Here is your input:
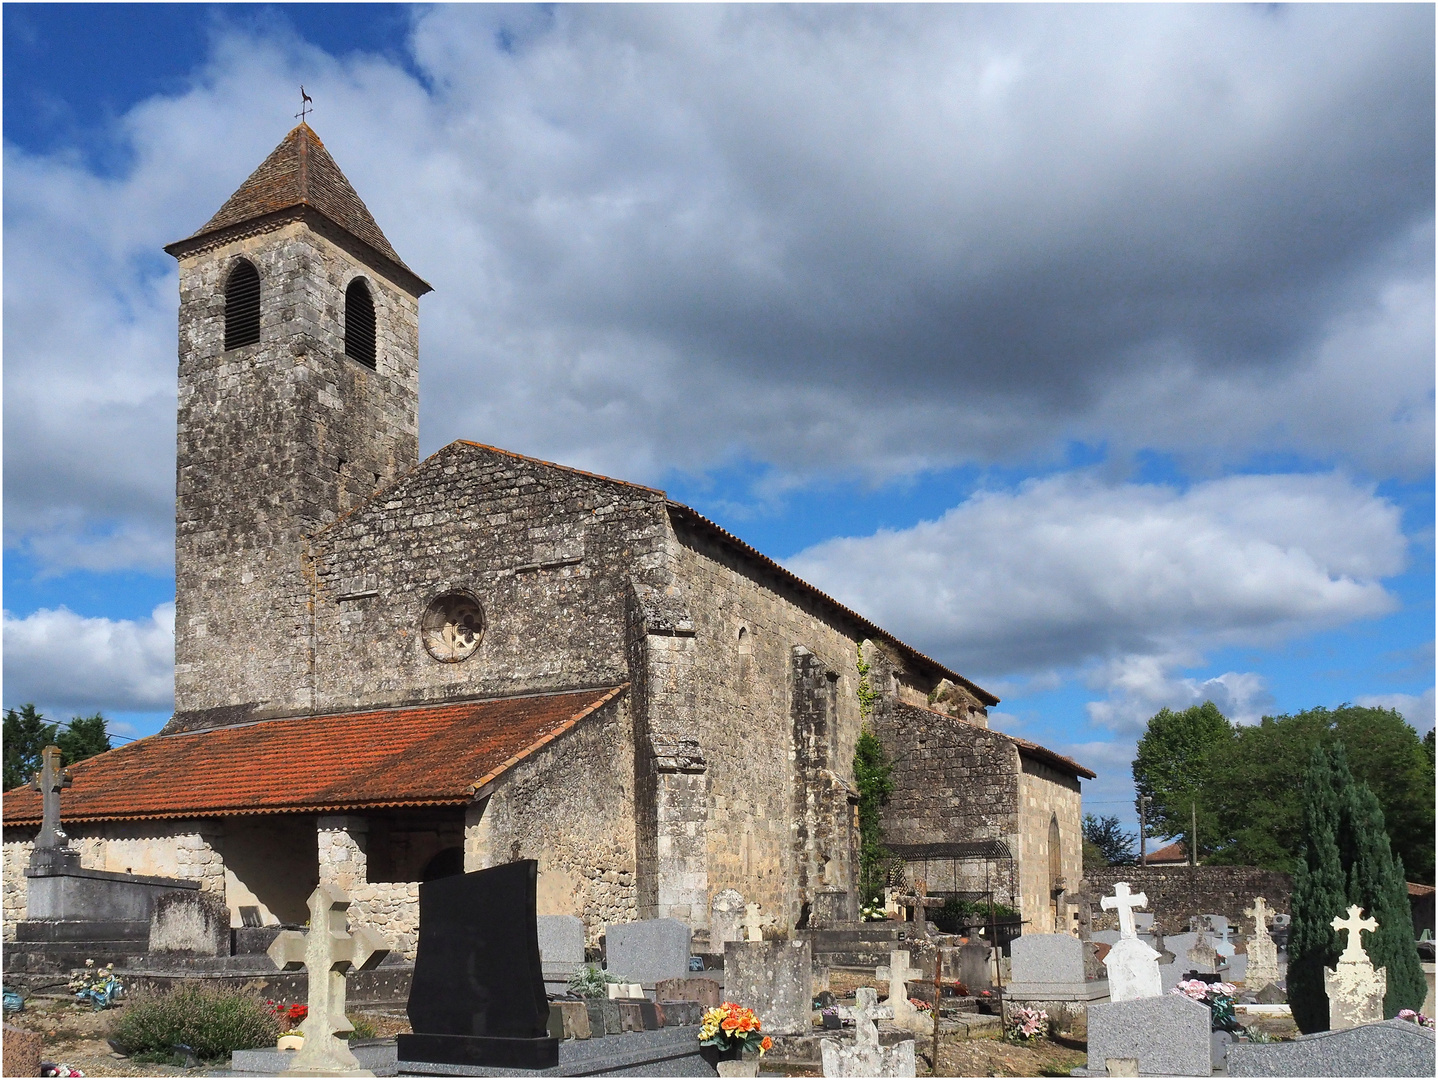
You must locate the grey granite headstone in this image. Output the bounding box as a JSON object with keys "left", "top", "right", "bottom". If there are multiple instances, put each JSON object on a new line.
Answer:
{"left": 1086, "top": 994, "right": 1211, "bottom": 1077}
{"left": 1008, "top": 933, "right": 1107, "bottom": 1000}
{"left": 537, "top": 915, "right": 585, "bottom": 993}
{"left": 1228, "top": 1018, "right": 1436, "bottom": 1077}
{"left": 605, "top": 919, "right": 692, "bottom": 986}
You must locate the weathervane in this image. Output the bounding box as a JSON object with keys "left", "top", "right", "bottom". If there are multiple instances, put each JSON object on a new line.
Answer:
{"left": 296, "top": 85, "right": 313, "bottom": 124}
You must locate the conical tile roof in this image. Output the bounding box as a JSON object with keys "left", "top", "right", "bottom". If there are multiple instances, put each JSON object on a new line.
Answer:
{"left": 171, "top": 124, "right": 425, "bottom": 285}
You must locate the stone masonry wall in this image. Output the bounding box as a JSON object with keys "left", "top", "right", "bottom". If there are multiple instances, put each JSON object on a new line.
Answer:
{"left": 308, "top": 443, "right": 671, "bottom": 713}
{"left": 464, "top": 697, "right": 637, "bottom": 945}
{"left": 172, "top": 222, "right": 421, "bottom": 730}
{"left": 1016, "top": 756, "right": 1083, "bottom": 933}
{"left": 664, "top": 516, "right": 890, "bottom": 932}
{"left": 317, "top": 815, "right": 421, "bottom": 960}
{"left": 2, "top": 829, "right": 36, "bottom": 939}
{"left": 1086, "top": 864, "right": 1293, "bottom": 936}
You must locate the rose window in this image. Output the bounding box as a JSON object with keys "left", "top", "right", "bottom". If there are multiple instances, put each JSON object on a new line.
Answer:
{"left": 421, "top": 592, "right": 484, "bottom": 662}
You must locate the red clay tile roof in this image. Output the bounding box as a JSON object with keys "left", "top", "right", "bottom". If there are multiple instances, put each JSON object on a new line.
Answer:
{"left": 1144, "top": 841, "right": 1189, "bottom": 863}
{"left": 165, "top": 124, "right": 428, "bottom": 291}
{"left": 1408, "top": 882, "right": 1436, "bottom": 897}
{"left": 2, "top": 687, "right": 625, "bottom": 825}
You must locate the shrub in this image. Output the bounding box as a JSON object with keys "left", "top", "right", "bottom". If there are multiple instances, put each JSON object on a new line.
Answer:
{"left": 110, "top": 984, "right": 280, "bottom": 1061}
{"left": 567, "top": 964, "right": 622, "bottom": 999}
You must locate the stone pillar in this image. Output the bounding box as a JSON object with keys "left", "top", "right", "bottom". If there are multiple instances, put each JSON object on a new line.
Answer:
{"left": 317, "top": 816, "right": 368, "bottom": 893}
{"left": 176, "top": 821, "right": 227, "bottom": 897}
{"left": 652, "top": 740, "right": 709, "bottom": 925}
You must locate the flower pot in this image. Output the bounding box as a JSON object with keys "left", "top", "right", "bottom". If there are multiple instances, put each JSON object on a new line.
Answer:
{"left": 277, "top": 1034, "right": 304, "bottom": 1051}
{"left": 698, "top": 1042, "right": 742, "bottom": 1069}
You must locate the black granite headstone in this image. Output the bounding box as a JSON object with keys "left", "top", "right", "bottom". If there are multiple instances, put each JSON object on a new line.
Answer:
{"left": 396, "top": 860, "right": 560, "bottom": 1069}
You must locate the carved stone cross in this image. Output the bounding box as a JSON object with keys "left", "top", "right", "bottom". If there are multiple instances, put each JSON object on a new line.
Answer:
{"left": 1331, "top": 904, "right": 1378, "bottom": 965}
{"left": 877, "top": 948, "right": 926, "bottom": 1032}
{"left": 1101, "top": 882, "right": 1149, "bottom": 939}
{"left": 1067, "top": 879, "right": 1098, "bottom": 940}
{"left": 744, "top": 902, "right": 764, "bottom": 942}
{"left": 852, "top": 986, "right": 880, "bottom": 1051}
{"left": 30, "top": 745, "right": 72, "bottom": 850}
{"left": 894, "top": 879, "right": 943, "bottom": 939}
{"left": 1243, "top": 896, "right": 1280, "bottom": 989}
{"left": 269, "top": 884, "right": 390, "bottom": 1073}
{"left": 1244, "top": 897, "right": 1272, "bottom": 932}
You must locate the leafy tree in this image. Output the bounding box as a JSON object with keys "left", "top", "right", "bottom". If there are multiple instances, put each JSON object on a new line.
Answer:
{"left": 1288, "top": 744, "right": 1426, "bottom": 1033}
{"left": 1131, "top": 701, "right": 1233, "bottom": 855}
{"left": 1424, "top": 727, "right": 1434, "bottom": 769}
{"left": 1203, "top": 705, "right": 1434, "bottom": 881}
{"left": 2, "top": 706, "right": 112, "bottom": 791}
{"left": 57, "top": 713, "right": 111, "bottom": 765}
{"left": 1082, "top": 813, "right": 1136, "bottom": 868}
{"left": 3, "top": 704, "right": 58, "bottom": 791}
{"left": 854, "top": 727, "right": 894, "bottom": 903}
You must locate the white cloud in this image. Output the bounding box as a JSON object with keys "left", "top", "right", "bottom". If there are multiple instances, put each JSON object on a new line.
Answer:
{"left": 1355, "top": 687, "right": 1436, "bottom": 734}
{"left": 787, "top": 471, "right": 1405, "bottom": 731}
{"left": 3, "top": 5, "right": 1432, "bottom": 572}
{"left": 2, "top": 604, "right": 175, "bottom": 714}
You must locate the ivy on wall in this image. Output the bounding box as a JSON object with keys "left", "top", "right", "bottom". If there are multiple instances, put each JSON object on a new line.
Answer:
{"left": 854, "top": 643, "right": 894, "bottom": 903}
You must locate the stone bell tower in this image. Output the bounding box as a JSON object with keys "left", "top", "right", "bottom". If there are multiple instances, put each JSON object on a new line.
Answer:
{"left": 164, "top": 124, "right": 431, "bottom": 731}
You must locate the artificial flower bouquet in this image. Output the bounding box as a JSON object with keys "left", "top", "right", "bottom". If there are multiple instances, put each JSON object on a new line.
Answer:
{"left": 699, "top": 1002, "right": 773, "bottom": 1057}
{"left": 1004, "top": 1005, "right": 1049, "bottom": 1042}
{"left": 1171, "top": 979, "right": 1240, "bottom": 1031}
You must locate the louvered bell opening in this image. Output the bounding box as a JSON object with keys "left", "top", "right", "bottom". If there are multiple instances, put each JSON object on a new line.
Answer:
{"left": 345, "top": 280, "right": 377, "bottom": 369}
{"left": 223, "top": 261, "right": 261, "bottom": 350}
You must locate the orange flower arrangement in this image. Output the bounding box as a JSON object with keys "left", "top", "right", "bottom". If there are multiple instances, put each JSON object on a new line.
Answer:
{"left": 698, "top": 1001, "right": 770, "bottom": 1056}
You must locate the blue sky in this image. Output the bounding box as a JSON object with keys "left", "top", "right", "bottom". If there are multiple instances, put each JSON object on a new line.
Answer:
{"left": 4, "top": 3, "right": 1433, "bottom": 835}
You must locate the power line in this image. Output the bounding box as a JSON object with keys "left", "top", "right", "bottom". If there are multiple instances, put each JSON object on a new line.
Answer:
{"left": 6, "top": 711, "right": 140, "bottom": 745}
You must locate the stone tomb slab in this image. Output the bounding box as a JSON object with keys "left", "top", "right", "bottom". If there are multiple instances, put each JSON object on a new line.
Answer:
{"left": 397, "top": 1025, "right": 714, "bottom": 1076}
{"left": 1085, "top": 993, "right": 1211, "bottom": 1077}
{"left": 398, "top": 860, "right": 558, "bottom": 1070}
{"left": 1228, "top": 1018, "right": 1436, "bottom": 1077}
{"left": 656, "top": 977, "right": 722, "bottom": 1009}
{"left": 605, "top": 919, "right": 693, "bottom": 986}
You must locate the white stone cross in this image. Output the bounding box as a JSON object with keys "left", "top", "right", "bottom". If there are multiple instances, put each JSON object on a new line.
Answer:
{"left": 1244, "top": 897, "right": 1272, "bottom": 932}
{"left": 29, "top": 745, "right": 73, "bottom": 850}
{"left": 744, "top": 902, "right": 764, "bottom": 943}
{"left": 1243, "top": 896, "right": 1280, "bottom": 989}
{"left": 269, "top": 883, "right": 391, "bottom": 1073}
{"left": 1101, "top": 882, "right": 1149, "bottom": 939}
{"left": 1331, "top": 904, "right": 1378, "bottom": 965}
{"left": 877, "top": 948, "right": 927, "bottom": 1032}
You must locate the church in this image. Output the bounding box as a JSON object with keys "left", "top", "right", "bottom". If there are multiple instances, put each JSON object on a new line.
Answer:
{"left": 3, "top": 125, "right": 1092, "bottom": 956}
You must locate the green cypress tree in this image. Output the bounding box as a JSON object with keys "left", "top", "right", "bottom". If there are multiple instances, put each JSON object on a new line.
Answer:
{"left": 1288, "top": 745, "right": 1346, "bottom": 1033}
{"left": 1343, "top": 781, "right": 1426, "bottom": 1016}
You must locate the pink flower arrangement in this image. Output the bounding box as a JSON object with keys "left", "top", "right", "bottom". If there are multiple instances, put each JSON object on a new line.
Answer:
{"left": 1397, "top": 1009, "right": 1434, "bottom": 1029}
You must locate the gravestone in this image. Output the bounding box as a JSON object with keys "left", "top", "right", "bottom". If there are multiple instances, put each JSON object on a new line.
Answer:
{"left": 28, "top": 745, "right": 75, "bottom": 862}
{"left": 606, "top": 918, "right": 692, "bottom": 985}
{"left": 1086, "top": 993, "right": 1211, "bottom": 1077}
{"left": 1193, "top": 914, "right": 1230, "bottom": 940}
{"left": 819, "top": 987, "right": 918, "bottom": 1077}
{"left": 1228, "top": 1018, "right": 1436, "bottom": 1077}
{"left": 537, "top": 915, "right": 585, "bottom": 969}
{"left": 814, "top": 887, "right": 851, "bottom": 929}
{"left": 892, "top": 880, "right": 943, "bottom": 941}
{"left": 1102, "top": 882, "right": 1163, "bottom": 1002}
{"left": 267, "top": 883, "right": 391, "bottom": 1074}
{"left": 397, "top": 860, "right": 558, "bottom": 1070}
{"left": 876, "top": 948, "right": 927, "bottom": 1034}
{"left": 657, "top": 1000, "right": 705, "bottom": 1026}
{"left": 149, "top": 890, "right": 229, "bottom": 956}
{"left": 711, "top": 889, "right": 746, "bottom": 948}
{"left": 2, "top": 1023, "right": 41, "bottom": 1078}
{"left": 952, "top": 940, "right": 993, "bottom": 991}
{"left": 726, "top": 938, "right": 813, "bottom": 1034}
{"left": 1324, "top": 905, "right": 1386, "bottom": 1031}
{"left": 656, "top": 976, "right": 722, "bottom": 1009}
{"left": 547, "top": 1001, "right": 592, "bottom": 1040}
{"left": 1006, "top": 934, "right": 1105, "bottom": 1000}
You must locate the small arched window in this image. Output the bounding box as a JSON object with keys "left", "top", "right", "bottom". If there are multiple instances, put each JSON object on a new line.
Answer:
{"left": 223, "top": 260, "right": 261, "bottom": 350}
{"left": 345, "top": 278, "right": 377, "bottom": 368}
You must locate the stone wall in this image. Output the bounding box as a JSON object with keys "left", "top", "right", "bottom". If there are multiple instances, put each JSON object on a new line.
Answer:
{"left": 2, "top": 829, "right": 36, "bottom": 938}
{"left": 1085, "top": 864, "right": 1293, "bottom": 935}
{"left": 1016, "top": 756, "right": 1083, "bottom": 933}
{"left": 317, "top": 815, "right": 422, "bottom": 959}
{"left": 464, "top": 697, "right": 638, "bottom": 945}
{"left": 308, "top": 443, "right": 670, "bottom": 713}
{"left": 171, "top": 221, "right": 422, "bottom": 731}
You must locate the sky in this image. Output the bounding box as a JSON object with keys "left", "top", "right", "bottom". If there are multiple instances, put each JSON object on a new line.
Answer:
{"left": 3, "top": 3, "right": 1433, "bottom": 837}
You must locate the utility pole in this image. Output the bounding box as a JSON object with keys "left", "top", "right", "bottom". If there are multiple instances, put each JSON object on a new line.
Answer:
{"left": 1190, "top": 801, "right": 1198, "bottom": 866}
{"left": 1139, "top": 795, "right": 1151, "bottom": 866}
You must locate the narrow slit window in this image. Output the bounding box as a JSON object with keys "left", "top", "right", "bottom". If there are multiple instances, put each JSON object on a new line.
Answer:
{"left": 223, "top": 260, "right": 261, "bottom": 350}
{"left": 345, "top": 278, "right": 377, "bottom": 368}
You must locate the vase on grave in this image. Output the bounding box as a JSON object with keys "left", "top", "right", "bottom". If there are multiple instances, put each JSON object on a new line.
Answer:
{"left": 716, "top": 1060, "right": 761, "bottom": 1077}
{"left": 698, "top": 1042, "right": 744, "bottom": 1067}
{"left": 276, "top": 1034, "right": 303, "bottom": 1051}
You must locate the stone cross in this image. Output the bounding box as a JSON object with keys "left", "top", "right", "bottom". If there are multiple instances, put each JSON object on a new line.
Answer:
{"left": 1101, "top": 882, "right": 1149, "bottom": 939}
{"left": 1064, "top": 879, "right": 1098, "bottom": 940}
{"left": 269, "top": 884, "right": 391, "bottom": 1073}
{"left": 743, "top": 902, "right": 764, "bottom": 943}
{"left": 29, "top": 745, "right": 73, "bottom": 850}
{"left": 852, "top": 986, "right": 880, "bottom": 1051}
{"left": 1243, "top": 897, "right": 1280, "bottom": 989}
{"left": 1331, "top": 905, "right": 1378, "bottom": 965}
{"left": 894, "top": 879, "right": 943, "bottom": 939}
{"left": 1324, "top": 905, "right": 1385, "bottom": 1031}
{"left": 877, "top": 948, "right": 926, "bottom": 1032}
